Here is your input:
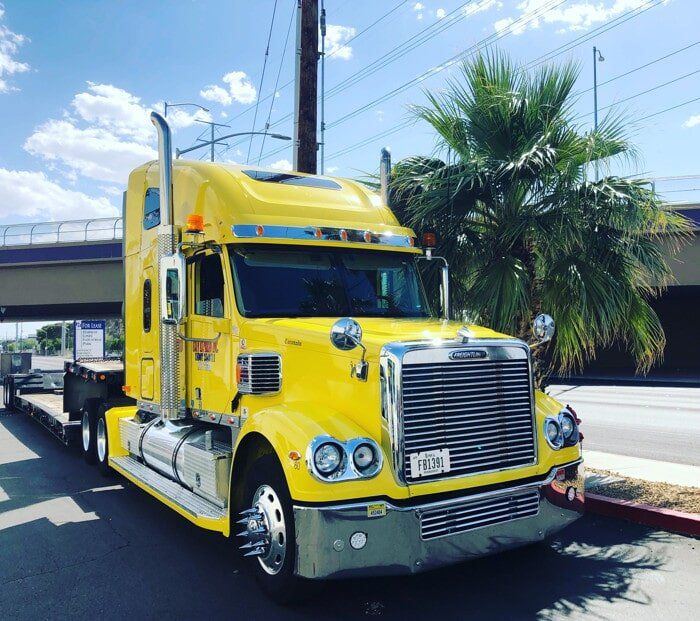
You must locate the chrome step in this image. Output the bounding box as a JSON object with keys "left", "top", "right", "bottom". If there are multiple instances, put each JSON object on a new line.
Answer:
{"left": 110, "top": 455, "right": 227, "bottom": 521}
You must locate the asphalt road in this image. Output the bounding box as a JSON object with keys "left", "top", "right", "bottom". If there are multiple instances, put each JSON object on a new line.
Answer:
{"left": 1, "top": 407, "right": 698, "bottom": 621}
{"left": 548, "top": 384, "right": 700, "bottom": 466}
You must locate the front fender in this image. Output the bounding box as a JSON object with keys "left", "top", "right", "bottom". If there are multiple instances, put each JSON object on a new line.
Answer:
{"left": 235, "top": 402, "right": 411, "bottom": 503}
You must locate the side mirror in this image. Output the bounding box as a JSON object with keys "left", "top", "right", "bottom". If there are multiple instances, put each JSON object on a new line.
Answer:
{"left": 160, "top": 253, "right": 186, "bottom": 325}
{"left": 330, "top": 317, "right": 363, "bottom": 351}
{"left": 532, "top": 313, "right": 555, "bottom": 344}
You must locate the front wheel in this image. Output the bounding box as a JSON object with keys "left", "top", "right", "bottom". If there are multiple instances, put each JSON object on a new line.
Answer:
{"left": 236, "top": 454, "right": 310, "bottom": 604}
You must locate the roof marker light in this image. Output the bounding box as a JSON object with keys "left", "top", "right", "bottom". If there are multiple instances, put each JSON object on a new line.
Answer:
{"left": 255, "top": 225, "right": 265, "bottom": 236}
{"left": 314, "top": 227, "right": 323, "bottom": 239}
{"left": 186, "top": 213, "right": 204, "bottom": 234}
{"left": 340, "top": 229, "right": 348, "bottom": 242}
{"left": 363, "top": 231, "right": 372, "bottom": 243}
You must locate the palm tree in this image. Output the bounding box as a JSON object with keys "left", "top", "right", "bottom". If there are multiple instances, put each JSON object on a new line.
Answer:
{"left": 390, "top": 52, "right": 690, "bottom": 377}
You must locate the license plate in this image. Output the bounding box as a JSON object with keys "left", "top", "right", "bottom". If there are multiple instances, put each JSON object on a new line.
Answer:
{"left": 409, "top": 448, "right": 451, "bottom": 478}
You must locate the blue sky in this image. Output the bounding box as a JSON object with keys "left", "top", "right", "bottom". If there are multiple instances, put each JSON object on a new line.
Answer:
{"left": 1, "top": 0, "right": 699, "bottom": 340}
{"left": 0, "top": 0, "right": 697, "bottom": 232}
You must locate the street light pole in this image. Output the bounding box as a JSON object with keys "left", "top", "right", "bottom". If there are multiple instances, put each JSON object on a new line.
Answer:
{"left": 163, "top": 101, "right": 209, "bottom": 119}
{"left": 176, "top": 131, "right": 292, "bottom": 159}
{"left": 593, "top": 46, "right": 604, "bottom": 132}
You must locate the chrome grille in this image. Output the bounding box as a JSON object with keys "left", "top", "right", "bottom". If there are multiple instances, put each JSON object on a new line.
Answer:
{"left": 237, "top": 353, "right": 281, "bottom": 395}
{"left": 399, "top": 345, "right": 536, "bottom": 482}
{"left": 420, "top": 489, "right": 540, "bottom": 540}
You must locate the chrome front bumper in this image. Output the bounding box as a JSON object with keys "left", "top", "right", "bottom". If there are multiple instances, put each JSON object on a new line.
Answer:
{"left": 293, "top": 460, "right": 584, "bottom": 579}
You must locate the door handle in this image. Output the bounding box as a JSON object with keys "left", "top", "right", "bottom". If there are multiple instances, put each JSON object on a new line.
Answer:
{"left": 177, "top": 332, "right": 221, "bottom": 343}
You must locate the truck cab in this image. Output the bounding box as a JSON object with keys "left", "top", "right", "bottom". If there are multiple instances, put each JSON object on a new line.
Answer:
{"left": 90, "top": 113, "right": 583, "bottom": 601}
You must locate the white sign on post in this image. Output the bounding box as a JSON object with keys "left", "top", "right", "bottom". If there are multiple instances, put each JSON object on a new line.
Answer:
{"left": 74, "top": 320, "right": 106, "bottom": 360}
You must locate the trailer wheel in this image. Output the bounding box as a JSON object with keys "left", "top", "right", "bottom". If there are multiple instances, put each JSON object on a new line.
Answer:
{"left": 95, "top": 406, "right": 112, "bottom": 476}
{"left": 81, "top": 399, "right": 100, "bottom": 465}
{"left": 236, "top": 454, "right": 311, "bottom": 604}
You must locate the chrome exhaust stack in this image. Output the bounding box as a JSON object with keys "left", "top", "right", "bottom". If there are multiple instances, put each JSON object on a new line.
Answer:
{"left": 380, "top": 147, "right": 391, "bottom": 207}
{"left": 150, "top": 111, "right": 183, "bottom": 420}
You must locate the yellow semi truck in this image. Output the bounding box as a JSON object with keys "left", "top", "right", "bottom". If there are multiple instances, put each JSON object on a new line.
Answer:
{"left": 5, "top": 112, "right": 584, "bottom": 602}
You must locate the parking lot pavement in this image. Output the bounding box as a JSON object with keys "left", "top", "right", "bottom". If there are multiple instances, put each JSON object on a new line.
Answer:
{"left": 1, "top": 408, "right": 698, "bottom": 621}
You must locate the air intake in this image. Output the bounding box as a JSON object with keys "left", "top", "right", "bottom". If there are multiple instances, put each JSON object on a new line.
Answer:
{"left": 237, "top": 353, "right": 282, "bottom": 395}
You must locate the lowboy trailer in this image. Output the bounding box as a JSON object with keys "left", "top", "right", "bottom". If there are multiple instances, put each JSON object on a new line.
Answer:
{"left": 3, "top": 112, "right": 584, "bottom": 603}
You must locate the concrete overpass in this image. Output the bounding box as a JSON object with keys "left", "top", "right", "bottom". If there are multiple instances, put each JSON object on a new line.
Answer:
{"left": 0, "top": 218, "right": 123, "bottom": 322}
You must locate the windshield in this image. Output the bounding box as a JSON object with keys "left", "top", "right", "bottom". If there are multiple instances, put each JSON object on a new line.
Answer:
{"left": 229, "top": 245, "right": 431, "bottom": 318}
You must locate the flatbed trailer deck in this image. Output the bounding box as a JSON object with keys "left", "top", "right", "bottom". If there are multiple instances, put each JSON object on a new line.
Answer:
{"left": 3, "top": 359, "right": 125, "bottom": 445}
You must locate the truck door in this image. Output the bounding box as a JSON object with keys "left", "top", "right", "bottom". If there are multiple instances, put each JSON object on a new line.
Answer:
{"left": 186, "top": 251, "right": 235, "bottom": 418}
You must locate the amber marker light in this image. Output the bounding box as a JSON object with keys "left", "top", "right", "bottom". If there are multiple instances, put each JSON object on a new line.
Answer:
{"left": 288, "top": 451, "right": 302, "bottom": 461}
{"left": 421, "top": 231, "right": 437, "bottom": 248}
{"left": 363, "top": 230, "right": 372, "bottom": 243}
{"left": 255, "top": 224, "right": 265, "bottom": 236}
{"left": 186, "top": 213, "right": 204, "bottom": 234}
{"left": 340, "top": 229, "right": 348, "bottom": 242}
{"left": 314, "top": 227, "right": 323, "bottom": 239}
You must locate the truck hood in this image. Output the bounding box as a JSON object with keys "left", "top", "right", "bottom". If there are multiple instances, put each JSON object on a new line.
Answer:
{"left": 242, "top": 317, "right": 514, "bottom": 360}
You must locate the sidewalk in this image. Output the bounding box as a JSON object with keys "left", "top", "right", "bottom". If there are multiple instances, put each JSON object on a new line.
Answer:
{"left": 585, "top": 450, "right": 700, "bottom": 488}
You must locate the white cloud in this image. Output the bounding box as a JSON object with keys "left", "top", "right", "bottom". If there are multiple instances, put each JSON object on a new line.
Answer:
{"left": 326, "top": 24, "right": 355, "bottom": 60}
{"left": 465, "top": 0, "right": 502, "bottom": 17}
{"left": 200, "top": 84, "right": 233, "bottom": 106}
{"left": 0, "top": 6, "right": 30, "bottom": 93}
{"left": 24, "top": 119, "right": 157, "bottom": 184}
{"left": 201, "top": 71, "right": 257, "bottom": 106}
{"left": 683, "top": 114, "right": 700, "bottom": 128}
{"left": 22, "top": 82, "right": 212, "bottom": 184}
{"left": 0, "top": 168, "right": 118, "bottom": 221}
{"left": 436, "top": 8, "right": 446, "bottom": 18}
{"left": 224, "top": 71, "right": 257, "bottom": 104}
{"left": 326, "top": 166, "right": 339, "bottom": 173}
{"left": 495, "top": 0, "right": 666, "bottom": 36}
{"left": 413, "top": 2, "right": 424, "bottom": 9}
{"left": 99, "top": 185, "right": 123, "bottom": 197}
{"left": 269, "top": 159, "right": 292, "bottom": 171}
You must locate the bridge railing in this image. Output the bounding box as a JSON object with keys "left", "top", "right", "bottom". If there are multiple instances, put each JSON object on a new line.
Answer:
{"left": 0, "top": 217, "right": 123, "bottom": 247}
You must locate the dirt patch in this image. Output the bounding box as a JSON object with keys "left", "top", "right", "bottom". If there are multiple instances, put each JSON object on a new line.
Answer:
{"left": 586, "top": 468, "right": 700, "bottom": 514}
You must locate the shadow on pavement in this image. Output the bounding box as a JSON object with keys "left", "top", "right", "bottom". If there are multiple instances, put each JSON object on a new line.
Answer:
{"left": 0, "top": 408, "right": 682, "bottom": 620}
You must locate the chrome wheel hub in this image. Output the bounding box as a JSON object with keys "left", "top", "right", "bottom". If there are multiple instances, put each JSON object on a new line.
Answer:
{"left": 237, "top": 484, "right": 287, "bottom": 575}
{"left": 96, "top": 417, "right": 107, "bottom": 462}
{"left": 81, "top": 411, "right": 90, "bottom": 452}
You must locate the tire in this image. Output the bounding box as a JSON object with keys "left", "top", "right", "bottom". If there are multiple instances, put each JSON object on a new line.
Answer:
{"left": 81, "top": 399, "right": 100, "bottom": 465}
{"left": 236, "top": 454, "right": 311, "bottom": 604}
{"left": 95, "top": 405, "right": 112, "bottom": 477}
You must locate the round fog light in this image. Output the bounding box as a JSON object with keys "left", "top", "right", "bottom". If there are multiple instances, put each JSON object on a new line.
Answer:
{"left": 353, "top": 443, "right": 375, "bottom": 470}
{"left": 349, "top": 531, "right": 367, "bottom": 550}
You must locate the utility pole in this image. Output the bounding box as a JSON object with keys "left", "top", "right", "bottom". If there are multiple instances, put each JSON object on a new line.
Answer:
{"left": 194, "top": 120, "right": 230, "bottom": 162}
{"left": 293, "top": 0, "right": 319, "bottom": 174}
{"left": 592, "top": 46, "right": 604, "bottom": 180}
{"left": 319, "top": 0, "right": 326, "bottom": 174}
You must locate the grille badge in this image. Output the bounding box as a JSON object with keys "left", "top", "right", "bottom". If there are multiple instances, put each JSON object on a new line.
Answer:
{"left": 448, "top": 349, "right": 488, "bottom": 360}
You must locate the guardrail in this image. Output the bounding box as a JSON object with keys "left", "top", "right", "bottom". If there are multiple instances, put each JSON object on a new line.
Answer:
{"left": 0, "top": 217, "right": 123, "bottom": 247}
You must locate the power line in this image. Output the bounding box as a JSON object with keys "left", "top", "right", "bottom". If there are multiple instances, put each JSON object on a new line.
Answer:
{"left": 257, "top": 0, "right": 296, "bottom": 165}
{"left": 246, "top": 0, "right": 279, "bottom": 164}
{"left": 574, "top": 40, "right": 700, "bottom": 96}
{"left": 524, "top": 0, "right": 665, "bottom": 69}
{"left": 258, "top": 0, "right": 567, "bottom": 163}
{"left": 579, "top": 68, "right": 700, "bottom": 119}
{"left": 637, "top": 95, "right": 700, "bottom": 122}
{"left": 324, "top": 0, "right": 568, "bottom": 131}
{"left": 228, "top": 0, "right": 412, "bottom": 129}
{"left": 313, "top": 0, "right": 674, "bottom": 163}
{"left": 326, "top": 1, "right": 483, "bottom": 99}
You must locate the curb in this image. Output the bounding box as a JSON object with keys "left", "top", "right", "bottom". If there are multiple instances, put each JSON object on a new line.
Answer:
{"left": 586, "top": 492, "right": 700, "bottom": 537}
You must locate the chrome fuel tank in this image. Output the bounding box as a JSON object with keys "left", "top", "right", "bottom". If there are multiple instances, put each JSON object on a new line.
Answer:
{"left": 120, "top": 417, "right": 233, "bottom": 508}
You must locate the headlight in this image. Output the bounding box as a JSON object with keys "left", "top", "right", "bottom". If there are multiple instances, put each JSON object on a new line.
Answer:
{"left": 560, "top": 409, "right": 579, "bottom": 445}
{"left": 308, "top": 436, "right": 383, "bottom": 481}
{"left": 353, "top": 443, "right": 376, "bottom": 471}
{"left": 313, "top": 442, "right": 343, "bottom": 475}
{"left": 544, "top": 417, "right": 564, "bottom": 450}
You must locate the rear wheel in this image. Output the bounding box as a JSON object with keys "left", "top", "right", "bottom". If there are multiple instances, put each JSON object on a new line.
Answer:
{"left": 236, "top": 454, "right": 311, "bottom": 604}
{"left": 81, "top": 399, "right": 99, "bottom": 465}
{"left": 95, "top": 406, "right": 112, "bottom": 476}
